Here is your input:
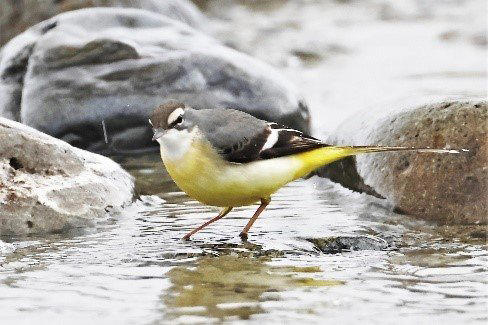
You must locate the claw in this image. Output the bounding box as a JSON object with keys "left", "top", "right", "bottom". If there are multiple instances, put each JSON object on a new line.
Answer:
{"left": 239, "top": 232, "right": 248, "bottom": 241}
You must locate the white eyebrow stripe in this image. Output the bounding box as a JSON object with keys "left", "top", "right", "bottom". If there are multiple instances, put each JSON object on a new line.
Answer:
{"left": 261, "top": 128, "right": 279, "bottom": 150}
{"left": 167, "top": 107, "right": 184, "bottom": 125}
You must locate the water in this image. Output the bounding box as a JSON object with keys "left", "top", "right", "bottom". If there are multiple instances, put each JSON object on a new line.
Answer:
{"left": 1, "top": 0, "right": 487, "bottom": 324}
{"left": 1, "top": 176, "right": 486, "bottom": 324}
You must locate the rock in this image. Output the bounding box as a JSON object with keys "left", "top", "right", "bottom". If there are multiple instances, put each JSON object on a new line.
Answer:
{"left": 306, "top": 236, "right": 389, "bottom": 254}
{"left": 0, "top": 117, "right": 135, "bottom": 235}
{"left": 0, "top": 7, "right": 310, "bottom": 155}
{"left": 0, "top": 0, "right": 204, "bottom": 47}
{"left": 320, "top": 100, "right": 487, "bottom": 225}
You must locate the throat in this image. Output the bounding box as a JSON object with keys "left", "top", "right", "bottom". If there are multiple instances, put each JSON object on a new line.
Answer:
{"left": 158, "top": 128, "right": 195, "bottom": 161}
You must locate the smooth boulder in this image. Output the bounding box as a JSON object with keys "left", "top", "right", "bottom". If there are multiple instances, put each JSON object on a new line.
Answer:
{"left": 0, "top": 7, "right": 310, "bottom": 155}
{"left": 320, "top": 100, "right": 487, "bottom": 225}
{"left": 0, "top": 0, "right": 204, "bottom": 47}
{"left": 0, "top": 117, "right": 134, "bottom": 235}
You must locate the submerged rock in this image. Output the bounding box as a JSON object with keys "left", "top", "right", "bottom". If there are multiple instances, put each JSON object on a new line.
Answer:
{"left": 0, "top": 7, "right": 310, "bottom": 155}
{"left": 0, "top": 0, "right": 204, "bottom": 47}
{"left": 0, "top": 118, "right": 134, "bottom": 235}
{"left": 320, "top": 100, "right": 487, "bottom": 225}
{"left": 306, "top": 236, "right": 389, "bottom": 254}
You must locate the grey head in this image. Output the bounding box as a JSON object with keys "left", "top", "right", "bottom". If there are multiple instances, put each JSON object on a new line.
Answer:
{"left": 149, "top": 101, "right": 187, "bottom": 140}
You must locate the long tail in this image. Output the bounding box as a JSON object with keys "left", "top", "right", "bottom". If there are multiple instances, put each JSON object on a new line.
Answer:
{"left": 295, "top": 145, "right": 467, "bottom": 178}
{"left": 338, "top": 145, "right": 465, "bottom": 155}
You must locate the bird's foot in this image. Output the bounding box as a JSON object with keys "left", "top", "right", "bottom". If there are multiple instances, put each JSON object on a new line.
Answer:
{"left": 182, "top": 234, "right": 192, "bottom": 241}
{"left": 239, "top": 232, "right": 248, "bottom": 241}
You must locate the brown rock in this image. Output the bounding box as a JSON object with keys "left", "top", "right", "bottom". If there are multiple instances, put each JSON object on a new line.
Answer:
{"left": 321, "top": 100, "right": 487, "bottom": 225}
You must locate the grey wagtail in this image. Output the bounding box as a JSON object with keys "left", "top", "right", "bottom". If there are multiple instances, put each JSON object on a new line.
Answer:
{"left": 150, "top": 101, "right": 460, "bottom": 240}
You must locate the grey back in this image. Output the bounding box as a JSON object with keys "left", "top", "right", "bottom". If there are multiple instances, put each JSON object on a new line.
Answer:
{"left": 186, "top": 108, "right": 267, "bottom": 152}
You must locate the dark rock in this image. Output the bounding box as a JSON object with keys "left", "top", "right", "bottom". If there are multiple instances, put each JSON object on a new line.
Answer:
{"left": 321, "top": 100, "right": 487, "bottom": 225}
{"left": 319, "top": 158, "right": 385, "bottom": 199}
{"left": 0, "top": 8, "right": 310, "bottom": 155}
{"left": 306, "top": 236, "right": 389, "bottom": 254}
{"left": 0, "top": 0, "right": 204, "bottom": 47}
{"left": 0, "top": 117, "right": 134, "bottom": 235}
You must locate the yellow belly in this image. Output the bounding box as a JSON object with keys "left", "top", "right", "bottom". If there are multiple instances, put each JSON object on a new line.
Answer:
{"left": 160, "top": 140, "right": 300, "bottom": 207}
{"left": 161, "top": 138, "right": 355, "bottom": 207}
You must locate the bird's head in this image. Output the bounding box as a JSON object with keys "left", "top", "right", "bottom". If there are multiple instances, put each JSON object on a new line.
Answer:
{"left": 149, "top": 101, "right": 190, "bottom": 142}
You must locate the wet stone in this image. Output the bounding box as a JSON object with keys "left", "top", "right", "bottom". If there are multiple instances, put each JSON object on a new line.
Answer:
{"left": 306, "top": 236, "right": 389, "bottom": 254}
{"left": 0, "top": 118, "right": 134, "bottom": 235}
{"left": 321, "top": 100, "right": 488, "bottom": 225}
{"left": 159, "top": 242, "right": 285, "bottom": 261}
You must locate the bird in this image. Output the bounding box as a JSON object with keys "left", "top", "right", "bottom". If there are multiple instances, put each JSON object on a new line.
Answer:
{"left": 149, "top": 101, "right": 460, "bottom": 241}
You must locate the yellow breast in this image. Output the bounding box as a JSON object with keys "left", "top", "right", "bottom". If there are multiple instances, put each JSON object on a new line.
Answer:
{"left": 160, "top": 137, "right": 304, "bottom": 207}
{"left": 159, "top": 128, "right": 355, "bottom": 207}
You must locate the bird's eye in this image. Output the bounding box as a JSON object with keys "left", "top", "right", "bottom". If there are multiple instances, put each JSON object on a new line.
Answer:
{"left": 174, "top": 115, "right": 183, "bottom": 125}
{"left": 168, "top": 114, "right": 183, "bottom": 128}
{"left": 167, "top": 108, "right": 185, "bottom": 128}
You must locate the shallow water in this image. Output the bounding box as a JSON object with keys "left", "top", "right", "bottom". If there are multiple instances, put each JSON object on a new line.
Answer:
{"left": 1, "top": 175, "right": 487, "bottom": 324}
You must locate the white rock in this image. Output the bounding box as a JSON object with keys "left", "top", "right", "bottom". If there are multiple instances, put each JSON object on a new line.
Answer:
{"left": 0, "top": 118, "right": 134, "bottom": 235}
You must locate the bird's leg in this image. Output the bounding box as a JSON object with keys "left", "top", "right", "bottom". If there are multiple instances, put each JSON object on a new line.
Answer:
{"left": 182, "top": 206, "right": 233, "bottom": 240}
{"left": 239, "top": 198, "right": 271, "bottom": 241}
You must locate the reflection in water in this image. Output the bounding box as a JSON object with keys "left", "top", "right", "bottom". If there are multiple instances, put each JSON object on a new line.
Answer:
{"left": 164, "top": 255, "right": 342, "bottom": 321}
{"left": 0, "top": 178, "right": 486, "bottom": 324}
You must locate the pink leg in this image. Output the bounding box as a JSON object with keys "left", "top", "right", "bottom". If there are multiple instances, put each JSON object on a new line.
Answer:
{"left": 239, "top": 198, "right": 271, "bottom": 240}
{"left": 182, "top": 207, "right": 233, "bottom": 240}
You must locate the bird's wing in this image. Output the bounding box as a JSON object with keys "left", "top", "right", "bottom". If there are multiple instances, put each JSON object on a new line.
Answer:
{"left": 258, "top": 123, "right": 326, "bottom": 159}
{"left": 190, "top": 108, "right": 325, "bottom": 163}
{"left": 219, "top": 122, "right": 326, "bottom": 163}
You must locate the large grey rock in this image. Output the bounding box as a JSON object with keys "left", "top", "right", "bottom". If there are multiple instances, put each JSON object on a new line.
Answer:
{"left": 0, "top": 0, "right": 204, "bottom": 47}
{"left": 0, "top": 117, "right": 134, "bottom": 235}
{"left": 0, "top": 7, "right": 310, "bottom": 154}
{"left": 321, "top": 100, "right": 487, "bottom": 225}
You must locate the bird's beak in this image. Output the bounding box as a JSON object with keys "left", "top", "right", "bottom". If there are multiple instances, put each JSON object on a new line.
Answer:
{"left": 152, "top": 128, "right": 164, "bottom": 141}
